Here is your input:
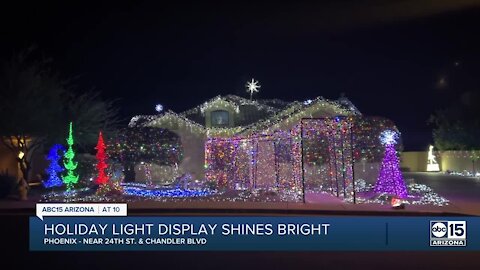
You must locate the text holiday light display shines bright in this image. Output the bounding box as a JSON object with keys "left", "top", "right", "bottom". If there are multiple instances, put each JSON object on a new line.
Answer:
{"left": 43, "top": 223, "right": 331, "bottom": 236}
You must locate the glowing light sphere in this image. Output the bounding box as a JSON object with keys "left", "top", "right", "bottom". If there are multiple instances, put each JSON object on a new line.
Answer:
{"left": 304, "top": 99, "right": 313, "bottom": 105}
{"left": 379, "top": 130, "right": 398, "bottom": 146}
{"left": 246, "top": 78, "right": 261, "bottom": 100}
{"left": 155, "top": 104, "right": 164, "bottom": 112}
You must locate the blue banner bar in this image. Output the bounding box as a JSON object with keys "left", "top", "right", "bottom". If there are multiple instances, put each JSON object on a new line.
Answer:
{"left": 29, "top": 217, "right": 479, "bottom": 251}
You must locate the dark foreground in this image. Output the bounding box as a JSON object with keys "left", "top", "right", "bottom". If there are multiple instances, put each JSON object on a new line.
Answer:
{"left": 2, "top": 214, "right": 479, "bottom": 270}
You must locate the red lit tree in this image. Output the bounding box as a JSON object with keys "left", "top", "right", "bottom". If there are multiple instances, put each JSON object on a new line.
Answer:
{"left": 95, "top": 131, "right": 109, "bottom": 185}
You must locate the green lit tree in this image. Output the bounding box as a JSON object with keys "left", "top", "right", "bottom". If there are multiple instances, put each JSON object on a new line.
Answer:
{"left": 62, "top": 122, "right": 79, "bottom": 190}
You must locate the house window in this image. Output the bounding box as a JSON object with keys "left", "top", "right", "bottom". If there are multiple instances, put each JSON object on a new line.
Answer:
{"left": 211, "top": 110, "right": 229, "bottom": 127}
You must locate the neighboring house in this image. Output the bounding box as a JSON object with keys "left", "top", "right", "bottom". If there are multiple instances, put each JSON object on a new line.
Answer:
{"left": 129, "top": 94, "right": 366, "bottom": 182}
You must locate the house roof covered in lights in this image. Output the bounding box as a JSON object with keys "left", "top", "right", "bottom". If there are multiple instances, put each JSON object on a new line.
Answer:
{"left": 129, "top": 94, "right": 361, "bottom": 137}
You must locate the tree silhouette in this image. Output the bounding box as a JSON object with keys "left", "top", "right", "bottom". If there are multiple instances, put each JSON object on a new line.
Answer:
{"left": 0, "top": 48, "right": 119, "bottom": 190}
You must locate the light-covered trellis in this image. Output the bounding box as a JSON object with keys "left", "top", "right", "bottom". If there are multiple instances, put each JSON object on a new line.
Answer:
{"left": 205, "top": 117, "right": 358, "bottom": 202}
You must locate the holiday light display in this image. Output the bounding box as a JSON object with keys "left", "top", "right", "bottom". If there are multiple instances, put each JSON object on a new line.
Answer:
{"left": 95, "top": 131, "right": 109, "bottom": 185}
{"left": 43, "top": 144, "right": 65, "bottom": 188}
{"left": 41, "top": 94, "right": 439, "bottom": 205}
{"left": 374, "top": 130, "right": 408, "bottom": 198}
{"left": 205, "top": 117, "right": 357, "bottom": 201}
{"left": 131, "top": 96, "right": 357, "bottom": 139}
{"left": 204, "top": 116, "right": 398, "bottom": 200}
{"left": 62, "top": 122, "right": 79, "bottom": 190}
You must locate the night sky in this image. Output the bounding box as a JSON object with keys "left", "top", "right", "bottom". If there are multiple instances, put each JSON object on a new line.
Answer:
{"left": 2, "top": 0, "right": 480, "bottom": 150}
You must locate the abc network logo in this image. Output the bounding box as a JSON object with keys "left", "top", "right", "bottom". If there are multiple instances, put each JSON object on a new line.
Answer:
{"left": 430, "top": 220, "right": 467, "bottom": 247}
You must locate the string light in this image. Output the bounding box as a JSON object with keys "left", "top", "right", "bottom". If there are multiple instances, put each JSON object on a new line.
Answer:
{"left": 130, "top": 96, "right": 359, "bottom": 138}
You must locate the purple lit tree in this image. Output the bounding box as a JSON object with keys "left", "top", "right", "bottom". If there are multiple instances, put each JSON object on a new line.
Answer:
{"left": 374, "top": 130, "right": 408, "bottom": 198}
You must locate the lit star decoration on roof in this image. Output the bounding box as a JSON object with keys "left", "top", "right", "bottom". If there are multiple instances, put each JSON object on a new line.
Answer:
{"left": 379, "top": 130, "right": 399, "bottom": 146}
{"left": 155, "top": 104, "right": 163, "bottom": 112}
{"left": 246, "top": 78, "right": 261, "bottom": 100}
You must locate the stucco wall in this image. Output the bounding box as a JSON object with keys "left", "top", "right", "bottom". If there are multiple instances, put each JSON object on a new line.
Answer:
{"left": 400, "top": 151, "right": 428, "bottom": 172}
{"left": 440, "top": 151, "right": 480, "bottom": 173}
{"left": 401, "top": 150, "right": 480, "bottom": 173}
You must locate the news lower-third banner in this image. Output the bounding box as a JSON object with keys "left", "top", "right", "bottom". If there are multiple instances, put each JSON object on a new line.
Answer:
{"left": 29, "top": 216, "right": 480, "bottom": 251}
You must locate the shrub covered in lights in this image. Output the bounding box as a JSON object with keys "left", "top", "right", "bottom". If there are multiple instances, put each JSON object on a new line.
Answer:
{"left": 109, "top": 127, "right": 184, "bottom": 181}
{"left": 351, "top": 116, "right": 401, "bottom": 162}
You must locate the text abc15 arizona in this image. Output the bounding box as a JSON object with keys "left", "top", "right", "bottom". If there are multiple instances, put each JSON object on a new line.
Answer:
{"left": 430, "top": 220, "right": 467, "bottom": 247}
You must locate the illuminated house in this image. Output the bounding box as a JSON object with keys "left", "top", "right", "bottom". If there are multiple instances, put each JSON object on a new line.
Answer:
{"left": 129, "top": 94, "right": 399, "bottom": 198}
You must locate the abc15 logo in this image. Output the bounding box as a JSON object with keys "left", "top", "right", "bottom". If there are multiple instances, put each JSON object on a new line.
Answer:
{"left": 430, "top": 221, "right": 467, "bottom": 239}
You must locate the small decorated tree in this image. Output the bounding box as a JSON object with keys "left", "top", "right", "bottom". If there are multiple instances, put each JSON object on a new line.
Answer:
{"left": 374, "top": 130, "right": 408, "bottom": 198}
{"left": 62, "top": 122, "right": 79, "bottom": 190}
{"left": 95, "top": 131, "right": 123, "bottom": 195}
{"left": 95, "top": 131, "right": 109, "bottom": 185}
{"left": 43, "top": 144, "right": 65, "bottom": 188}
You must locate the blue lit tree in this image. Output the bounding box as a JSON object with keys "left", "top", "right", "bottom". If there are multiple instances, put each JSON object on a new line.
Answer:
{"left": 43, "top": 144, "right": 65, "bottom": 188}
